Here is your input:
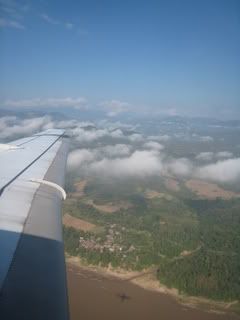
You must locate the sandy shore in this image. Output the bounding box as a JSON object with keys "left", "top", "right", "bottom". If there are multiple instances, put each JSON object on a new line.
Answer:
{"left": 66, "top": 255, "right": 239, "bottom": 316}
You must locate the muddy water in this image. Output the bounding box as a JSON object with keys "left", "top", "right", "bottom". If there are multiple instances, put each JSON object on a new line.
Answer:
{"left": 67, "top": 264, "right": 239, "bottom": 320}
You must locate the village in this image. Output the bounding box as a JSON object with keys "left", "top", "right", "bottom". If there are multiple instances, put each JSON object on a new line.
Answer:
{"left": 79, "top": 224, "right": 135, "bottom": 255}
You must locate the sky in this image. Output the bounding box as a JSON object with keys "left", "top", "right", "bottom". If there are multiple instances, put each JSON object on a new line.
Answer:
{"left": 0, "top": 0, "right": 240, "bottom": 119}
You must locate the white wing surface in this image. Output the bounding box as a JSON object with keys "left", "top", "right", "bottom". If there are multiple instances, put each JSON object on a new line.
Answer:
{"left": 0, "top": 129, "right": 69, "bottom": 320}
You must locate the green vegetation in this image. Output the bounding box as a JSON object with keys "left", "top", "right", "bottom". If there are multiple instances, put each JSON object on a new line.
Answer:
{"left": 63, "top": 179, "right": 240, "bottom": 302}
{"left": 159, "top": 198, "right": 240, "bottom": 300}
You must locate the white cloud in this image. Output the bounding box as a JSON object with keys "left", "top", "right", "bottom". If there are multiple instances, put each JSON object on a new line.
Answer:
{"left": 165, "top": 108, "right": 178, "bottom": 116}
{"left": 77, "top": 28, "right": 88, "bottom": 36}
{"left": 199, "top": 136, "right": 214, "bottom": 142}
{"left": 65, "top": 22, "right": 73, "bottom": 29}
{"left": 216, "top": 151, "right": 233, "bottom": 159}
{"left": 128, "top": 133, "right": 143, "bottom": 142}
{"left": 143, "top": 141, "right": 164, "bottom": 151}
{"left": 196, "top": 151, "right": 234, "bottom": 162}
{"left": 98, "top": 120, "right": 138, "bottom": 131}
{"left": 72, "top": 127, "right": 109, "bottom": 142}
{"left": 148, "top": 135, "right": 170, "bottom": 142}
{"left": 100, "top": 100, "right": 131, "bottom": 117}
{"left": 0, "top": 116, "right": 51, "bottom": 139}
{"left": 166, "top": 158, "right": 193, "bottom": 177}
{"left": 0, "top": 115, "right": 97, "bottom": 141}
{"left": 109, "top": 129, "right": 124, "bottom": 138}
{"left": 40, "top": 13, "right": 78, "bottom": 32}
{"left": 196, "top": 152, "right": 214, "bottom": 161}
{"left": 0, "top": 18, "right": 25, "bottom": 29}
{"left": 40, "top": 13, "right": 59, "bottom": 25}
{"left": 2, "top": 114, "right": 239, "bottom": 185}
{"left": 51, "top": 119, "right": 78, "bottom": 129}
{"left": 0, "top": 0, "right": 28, "bottom": 29}
{"left": 100, "top": 144, "right": 131, "bottom": 157}
{"left": 90, "top": 150, "right": 163, "bottom": 178}
{"left": 66, "top": 147, "right": 164, "bottom": 179}
{"left": 0, "top": 116, "right": 17, "bottom": 131}
{"left": 196, "top": 158, "right": 240, "bottom": 183}
{"left": 0, "top": 116, "right": 137, "bottom": 144}
{"left": 4, "top": 97, "right": 87, "bottom": 109}
{"left": 67, "top": 124, "right": 140, "bottom": 143}
{"left": 67, "top": 149, "right": 95, "bottom": 171}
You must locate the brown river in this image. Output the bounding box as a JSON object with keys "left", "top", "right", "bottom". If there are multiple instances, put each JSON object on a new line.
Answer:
{"left": 67, "top": 263, "right": 239, "bottom": 320}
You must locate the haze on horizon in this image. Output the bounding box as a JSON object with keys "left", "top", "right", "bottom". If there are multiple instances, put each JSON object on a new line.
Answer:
{"left": 0, "top": 0, "right": 239, "bottom": 120}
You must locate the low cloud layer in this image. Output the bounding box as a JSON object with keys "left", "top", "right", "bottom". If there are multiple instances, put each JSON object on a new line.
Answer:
{"left": 1, "top": 114, "right": 239, "bottom": 184}
{"left": 67, "top": 149, "right": 95, "bottom": 171}
{"left": 196, "top": 158, "right": 240, "bottom": 183}
{"left": 68, "top": 145, "right": 240, "bottom": 183}
{"left": 143, "top": 141, "right": 164, "bottom": 151}
{"left": 89, "top": 150, "right": 163, "bottom": 178}
{"left": 166, "top": 158, "right": 193, "bottom": 177}
{"left": 196, "top": 151, "right": 234, "bottom": 162}
{"left": 100, "top": 144, "right": 131, "bottom": 157}
{"left": 4, "top": 97, "right": 87, "bottom": 109}
{"left": 148, "top": 135, "right": 170, "bottom": 142}
{"left": 99, "top": 100, "right": 131, "bottom": 117}
{"left": 0, "top": 116, "right": 51, "bottom": 139}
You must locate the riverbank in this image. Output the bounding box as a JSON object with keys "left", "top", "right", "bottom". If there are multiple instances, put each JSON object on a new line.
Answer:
{"left": 66, "top": 255, "right": 240, "bottom": 317}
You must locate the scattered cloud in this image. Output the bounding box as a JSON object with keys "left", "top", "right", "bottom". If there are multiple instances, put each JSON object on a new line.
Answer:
{"left": 166, "top": 158, "right": 193, "bottom": 177}
{"left": 198, "top": 136, "right": 214, "bottom": 142}
{"left": 190, "top": 134, "right": 214, "bottom": 142}
{"left": 71, "top": 126, "right": 135, "bottom": 143}
{"left": 1, "top": 2, "right": 85, "bottom": 33}
{"left": 196, "top": 158, "right": 240, "bottom": 183}
{"left": 196, "top": 152, "right": 214, "bottom": 161}
{"left": 1, "top": 114, "right": 239, "bottom": 184}
{"left": 0, "top": 116, "right": 17, "bottom": 132}
{"left": 40, "top": 13, "right": 59, "bottom": 25}
{"left": 148, "top": 135, "right": 170, "bottom": 142}
{"left": 0, "top": 17, "right": 25, "bottom": 29}
{"left": 0, "top": 0, "right": 28, "bottom": 30}
{"left": 0, "top": 116, "right": 51, "bottom": 139}
{"left": 67, "top": 149, "right": 95, "bottom": 171}
{"left": 100, "top": 144, "right": 131, "bottom": 157}
{"left": 143, "top": 141, "right": 164, "bottom": 151}
{"left": 40, "top": 13, "right": 78, "bottom": 31}
{"left": 65, "top": 22, "right": 74, "bottom": 29}
{"left": 72, "top": 127, "right": 109, "bottom": 142}
{"left": 99, "top": 120, "right": 138, "bottom": 131}
{"left": 128, "top": 133, "right": 143, "bottom": 142}
{"left": 89, "top": 150, "right": 163, "bottom": 178}
{"left": 0, "top": 0, "right": 29, "bottom": 17}
{"left": 216, "top": 151, "right": 233, "bottom": 159}
{"left": 0, "top": 116, "right": 95, "bottom": 141}
{"left": 77, "top": 28, "right": 88, "bottom": 36}
{"left": 109, "top": 129, "right": 124, "bottom": 139}
{"left": 100, "top": 100, "right": 131, "bottom": 117}
{"left": 4, "top": 97, "right": 87, "bottom": 109}
{"left": 196, "top": 151, "right": 234, "bottom": 162}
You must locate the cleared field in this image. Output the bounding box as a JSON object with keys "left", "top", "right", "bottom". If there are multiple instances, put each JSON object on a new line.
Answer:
{"left": 145, "top": 190, "right": 173, "bottom": 200}
{"left": 63, "top": 213, "right": 97, "bottom": 231}
{"left": 185, "top": 179, "right": 240, "bottom": 200}
{"left": 164, "top": 178, "right": 180, "bottom": 192}
{"left": 84, "top": 199, "right": 131, "bottom": 213}
{"left": 71, "top": 180, "right": 87, "bottom": 198}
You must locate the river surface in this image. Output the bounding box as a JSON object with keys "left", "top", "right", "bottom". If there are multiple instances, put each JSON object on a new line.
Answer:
{"left": 67, "top": 263, "right": 239, "bottom": 320}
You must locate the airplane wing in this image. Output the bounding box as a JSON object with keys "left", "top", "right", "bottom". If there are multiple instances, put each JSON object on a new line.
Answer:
{"left": 0, "top": 129, "right": 69, "bottom": 320}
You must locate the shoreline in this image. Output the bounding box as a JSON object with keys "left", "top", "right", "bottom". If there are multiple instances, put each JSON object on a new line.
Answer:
{"left": 66, "top": 255, "right": 239, "bottom": 316}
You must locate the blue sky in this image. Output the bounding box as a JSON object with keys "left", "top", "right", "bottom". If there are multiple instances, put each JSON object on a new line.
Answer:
{"left": 0, "top": 0, "right": 239, "bottom": 119}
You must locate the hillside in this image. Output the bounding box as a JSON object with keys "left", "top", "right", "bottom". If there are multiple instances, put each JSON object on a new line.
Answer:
{"left": 63, "top": 176, "right": 240, "bottom": 306}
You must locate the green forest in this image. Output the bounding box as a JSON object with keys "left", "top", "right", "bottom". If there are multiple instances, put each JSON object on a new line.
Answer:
{"left": 63, "top": 181, "right": 240, "bottom": 303}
